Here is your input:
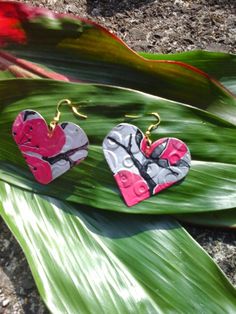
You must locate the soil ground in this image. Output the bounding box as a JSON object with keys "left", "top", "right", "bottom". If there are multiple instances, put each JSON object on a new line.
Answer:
{"left": 0, "top": 0, "right": 235, "bottom": 313}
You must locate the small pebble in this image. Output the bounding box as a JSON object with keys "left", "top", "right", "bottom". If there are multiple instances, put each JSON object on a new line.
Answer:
{"left": 2, "top": 299, "right": 10, "bottom": 307}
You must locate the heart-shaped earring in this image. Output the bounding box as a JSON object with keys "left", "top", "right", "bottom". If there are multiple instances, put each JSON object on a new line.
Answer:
{"left": 103, "top": 113, "right": 191, "bottom": 207}
{"left": 12, "top": 99, "right": 89, "bottom": 184}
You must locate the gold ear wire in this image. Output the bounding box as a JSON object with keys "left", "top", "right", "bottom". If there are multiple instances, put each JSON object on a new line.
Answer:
{"left": 71, "top": 105, "right": 87, "bottom": 119}
{"left": 50, "top": 99, "right": 87, "bottom": 131}
{"left": 145, "top": 113, "right": 161, "bottom": 146}
{"left": 125, "top": 112, "right": 161, "bottom": 146}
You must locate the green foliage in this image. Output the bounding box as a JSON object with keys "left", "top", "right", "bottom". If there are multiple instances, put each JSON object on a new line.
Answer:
{"left": 0, "top": 2, "right": 235, "bottom": 313}
{"left": 1, "top": 182, "right": 236, "bottom": 313}
{"left": 1, "top": 79, "right": 236, "bottom": 214}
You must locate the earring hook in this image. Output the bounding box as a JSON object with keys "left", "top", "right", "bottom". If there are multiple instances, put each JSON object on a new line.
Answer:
{"left": 50, "top": 99, "right": 87, "bottom": 131}
{"left": 145, "top": 112, "right": 161, "bottom": 133}
{"left": 125, "top": 112, "right": 161, "bottom": 146}
{"left": 145, "top": 112, "right": 161, "bottom": 146}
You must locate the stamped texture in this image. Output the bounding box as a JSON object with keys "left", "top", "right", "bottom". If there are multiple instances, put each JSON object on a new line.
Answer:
{"left": 103, "top": 123, "right": 191, "bottom": 206}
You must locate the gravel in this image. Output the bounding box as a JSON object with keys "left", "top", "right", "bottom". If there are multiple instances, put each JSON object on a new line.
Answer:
{"left": 21, "top": 0, "right": 236, "bottom": 53}
{"left": 0, "top": 0, "right": 235, "bottom": 313}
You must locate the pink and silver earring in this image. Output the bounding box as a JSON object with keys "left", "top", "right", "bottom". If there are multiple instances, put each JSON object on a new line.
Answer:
{"left": 12, "top": 99, "right": 89, "bottom": 184}
{"left": 103, "top": 113, "right": 191, "bottom": 207}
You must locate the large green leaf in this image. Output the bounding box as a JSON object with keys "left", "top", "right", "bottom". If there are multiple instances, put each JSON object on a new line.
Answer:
{"left": 139, "top": 50, "right": 236, "bottom": 88}
{"left": 0, "top": 1, "right": 234, "bottom": 112}
{"left": 176, "top": 208, "right": 236, "bottom": 228}
{"left": 1, "top": 7, "right": 236, "bottom": 218}
{"left": 0, "top": 50, "right": 70, "bottom": 80}
{"left": 140, "top": 50, "right": 236, "bottom": 119}
{"left": 1, "top": 79, "right": 236, "bottom": 214}
{"left": 1, "top": 49, "right": 235, "bottom": 93}
{"left": 0, "top": 181, "right": 235, "bottom": 313}
{"left": 1, "top": 49, "right": 235, "bottom": 96}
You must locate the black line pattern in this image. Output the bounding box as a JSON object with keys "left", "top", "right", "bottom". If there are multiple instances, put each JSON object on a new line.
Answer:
{"left": 42, "top": 143, "right": 88, "bottom": 167}
{"left": 108, "top": 132, "right": 156, "bottom": 194}
{"left": 107, "top": 130, "right": 184, "bottom": 194}
{"left": 23, "top": 111, "right": 36, "bottom": 121}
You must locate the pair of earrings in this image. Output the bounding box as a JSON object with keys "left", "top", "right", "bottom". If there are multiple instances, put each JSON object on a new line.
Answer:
{"left": 12, "top": 99, "right": 191, "bottom": 207}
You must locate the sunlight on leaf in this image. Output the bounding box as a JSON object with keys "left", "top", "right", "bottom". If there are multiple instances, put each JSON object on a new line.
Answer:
{"left": 0, "top": 182, "right": 235, "bottom": 313}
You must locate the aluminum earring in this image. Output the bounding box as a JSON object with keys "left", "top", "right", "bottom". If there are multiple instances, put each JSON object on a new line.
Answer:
{"left": 12, "top": 99, "right": 89, "bottom": 184}
{"left": 103, "top": 113, "right": 191, "bottom": 207}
